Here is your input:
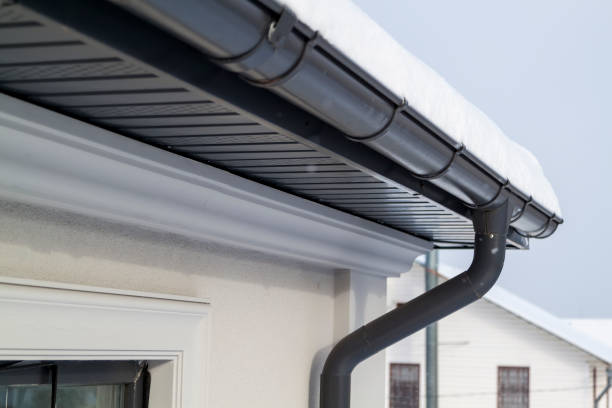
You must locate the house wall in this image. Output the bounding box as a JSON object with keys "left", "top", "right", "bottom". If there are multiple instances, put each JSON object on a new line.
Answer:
{"left": 0, "top": 199, "right": 339, "bottom": 408}
{"left": 387, "top": 263, "right": 609, "bottom": 408}
{"left": 0, "top": 92, "right": 428, "bottom": 408}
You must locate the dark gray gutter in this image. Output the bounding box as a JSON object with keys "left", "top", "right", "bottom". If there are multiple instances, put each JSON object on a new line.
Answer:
{"left": 114, "top": 0, "right": 562, "bottom": 239}
{"left": 321, "top": 201, "right": 510, "bottom": 408}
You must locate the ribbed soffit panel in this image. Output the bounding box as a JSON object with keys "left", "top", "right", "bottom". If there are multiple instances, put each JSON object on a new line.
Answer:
{"left": 0, "top": 4, "right": 513, "bottom": 248}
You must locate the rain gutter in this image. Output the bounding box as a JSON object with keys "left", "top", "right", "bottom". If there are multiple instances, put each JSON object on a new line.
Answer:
{"left": 113, "top": 0, "right": 563, "bottom": 239}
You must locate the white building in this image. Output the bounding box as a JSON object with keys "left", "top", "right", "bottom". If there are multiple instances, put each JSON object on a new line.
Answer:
{"left": 387, "top": 262, "right": 612, "bottom": 408}
{"left": 0, "top": 1, "right": 564, "bottom": 407}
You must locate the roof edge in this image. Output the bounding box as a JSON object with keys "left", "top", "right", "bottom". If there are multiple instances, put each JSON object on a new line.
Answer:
{"left": 0, "top": 94, "right": 431, "bottom": 277}
{"left": 110, "top": 0, "right": 562, "bottom": 241}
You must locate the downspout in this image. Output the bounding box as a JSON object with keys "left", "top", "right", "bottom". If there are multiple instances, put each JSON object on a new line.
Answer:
{"left": 595, "top": 368, "right": 612, "bottom": 408}
{"left": 320, "top": 201, "right": 511, "bottom": 408}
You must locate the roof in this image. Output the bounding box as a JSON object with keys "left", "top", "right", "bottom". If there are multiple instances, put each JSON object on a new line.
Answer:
{"left": 567, "top": 319, "right": 612, "bottom": 349}
{"left": 277, "top": 0, "right": 561, "bottom": 217}
{"left": 421, "top": 261, "right": 612, "bottom": 363}
{"left": 0, "top": 0, "right": 561, "bottom": 247}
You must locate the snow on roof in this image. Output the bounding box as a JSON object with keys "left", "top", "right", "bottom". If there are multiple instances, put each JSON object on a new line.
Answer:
{"left": 425, "top": 261, "right": 612, "bottom": 363}
{"left": 567, "top": 319, "right": 612, "bottom": 349}
{"left": 275, "top": 0, "right": 561, "bottom": 216}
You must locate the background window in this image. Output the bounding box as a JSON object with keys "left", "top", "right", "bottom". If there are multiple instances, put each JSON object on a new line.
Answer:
{"left": 498, "top": 366, "right": 529, "bottom": 408}
{"left": 390, "top": 363, "right": 419, "bottom": 408}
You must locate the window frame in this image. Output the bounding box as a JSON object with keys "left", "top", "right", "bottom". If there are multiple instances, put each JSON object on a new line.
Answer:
{"left": 497, "top": 366, "right": 530, "bottom": 408}
{"left": 389, "top": 363, "right": 420, "bottom": 408}
{"left": 0, "top": 277, "right": 210, "bottom": 408}
{"left": 0, "top": 360, "right": 148, "bottom": 408}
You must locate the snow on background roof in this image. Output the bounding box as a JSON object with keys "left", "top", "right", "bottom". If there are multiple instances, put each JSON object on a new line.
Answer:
{"left": 567, "top": 319, "right": 612, "bottom": 349}
{"left": 420, "top": 260, "right": 612, "bottom": 363}
{"left": 275, "top": 0, "right": 562, "bottom": 216}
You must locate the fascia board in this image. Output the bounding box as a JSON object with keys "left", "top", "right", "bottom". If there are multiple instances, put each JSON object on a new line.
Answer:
{"left": 0, "top": 94, "right": 430, "bottom": 277}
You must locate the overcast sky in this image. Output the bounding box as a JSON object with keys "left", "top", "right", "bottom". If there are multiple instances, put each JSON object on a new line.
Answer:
{"left": 354, "top": 0, "right": 612, "bottom": 317}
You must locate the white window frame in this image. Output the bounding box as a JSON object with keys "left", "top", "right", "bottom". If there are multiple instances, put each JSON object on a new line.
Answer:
{"left": 0, "top": 276, "right": 210, "bottom": 408}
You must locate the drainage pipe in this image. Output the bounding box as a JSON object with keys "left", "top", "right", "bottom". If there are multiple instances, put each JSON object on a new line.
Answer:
{"left": 595, "top": 368, "right": 612, "bottom": 408}
{"left": 320, "top": 200, "right": 510, "bottom": 408}
{"left": 425, "top": 250, "right": 439, "bottom": 408}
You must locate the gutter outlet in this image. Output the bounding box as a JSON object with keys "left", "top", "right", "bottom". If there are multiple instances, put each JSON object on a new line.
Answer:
{"left": 320, "top": 201, "right": 511, "bottom": 408}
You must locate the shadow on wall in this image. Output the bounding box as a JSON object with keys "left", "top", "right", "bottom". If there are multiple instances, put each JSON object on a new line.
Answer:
{"left": 309, "top": 346, "right": 332, "bottom": 408}
{"left": 0, "top": 199, "right": 334, "bottom": 297}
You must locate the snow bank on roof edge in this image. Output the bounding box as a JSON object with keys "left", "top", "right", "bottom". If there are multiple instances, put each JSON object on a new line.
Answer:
{"left": 276, "top": 0, "right": 561, "bottom": 216}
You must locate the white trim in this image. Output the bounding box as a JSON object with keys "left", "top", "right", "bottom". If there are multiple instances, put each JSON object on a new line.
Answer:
{"left": 0, "top": 94, "right": 429, "bottom": 277}
{"left": 0, "top": 275, "right": 209, "bottom": 305}
{"left": 0, "top": 277, "right": 211, "bottom": 407}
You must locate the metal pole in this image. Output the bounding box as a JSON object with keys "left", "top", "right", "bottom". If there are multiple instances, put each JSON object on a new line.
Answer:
{"left": 595, "top": 367, "right": 612, "bottom": 408}
{"left": 425, "top": 250, "right": 439, "bottom": 408}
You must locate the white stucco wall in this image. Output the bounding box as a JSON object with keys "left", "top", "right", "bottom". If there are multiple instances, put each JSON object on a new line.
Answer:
{"left": 0, "top": 93, "right": 429, "bottom": 408}
{"left": 0, "top": 199, "right": 338, "bottom": 408}
{"left": 335, "top": 270, "right": 389, "bottom": 408}
{"left": 387, "top": 263, "right": 610, "bottom": 408}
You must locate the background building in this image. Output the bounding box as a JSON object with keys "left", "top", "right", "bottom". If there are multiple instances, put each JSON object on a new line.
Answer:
{"left": 387, "top": 262, "right": 612, "bottom": 408}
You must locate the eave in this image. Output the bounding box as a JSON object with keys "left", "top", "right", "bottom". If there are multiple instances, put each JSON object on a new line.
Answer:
{"left": 0, "top": 93, "right": 429, "bottom": 277}
{"left": 0, "top": 0, "right": 560, "bottom": 248}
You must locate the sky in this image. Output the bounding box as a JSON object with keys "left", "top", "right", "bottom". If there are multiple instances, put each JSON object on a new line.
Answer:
{"left": 354, "top": 0, "right": 612, "bottom": 317}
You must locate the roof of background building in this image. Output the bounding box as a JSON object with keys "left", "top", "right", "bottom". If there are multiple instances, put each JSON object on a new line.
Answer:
{"left": 415, "top": 259, "right": 612, "bottom": 363}
{"left": 567, "top": 319, "right": 612, "bottom": 349}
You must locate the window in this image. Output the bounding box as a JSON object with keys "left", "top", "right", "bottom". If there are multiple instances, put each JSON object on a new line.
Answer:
{"left": 0, "top": 361, "right": 149, "bottom": 408}
{"left": 389, "top": 363, "right": 419, "bottom": 408}
{"left": 498, "top": 366, "right": 529, "bottom": 408}
{"left": 0, "top": 278, "right": 210, "bottom": 407}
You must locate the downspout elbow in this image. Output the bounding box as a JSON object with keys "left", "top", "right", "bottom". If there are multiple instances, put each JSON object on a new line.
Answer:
{"left": 463, "top": 201, "right": 510, "bottom": 298}
{"left": 320, "top": 201, "right": 511, "bottom": 408}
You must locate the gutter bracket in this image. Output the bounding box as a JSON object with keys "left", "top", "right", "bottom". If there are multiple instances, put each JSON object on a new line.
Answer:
{"left": 345, "top": 99, "right": 409, "bottom": 144}
{"left": 245, "top": 31, "right": 320, "bottom": 88}
{"left": 210, "top": 7, "right": 297, "bottom": 74}
{"left": 347, "top": 101, "right": 466, "bottom": 182}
